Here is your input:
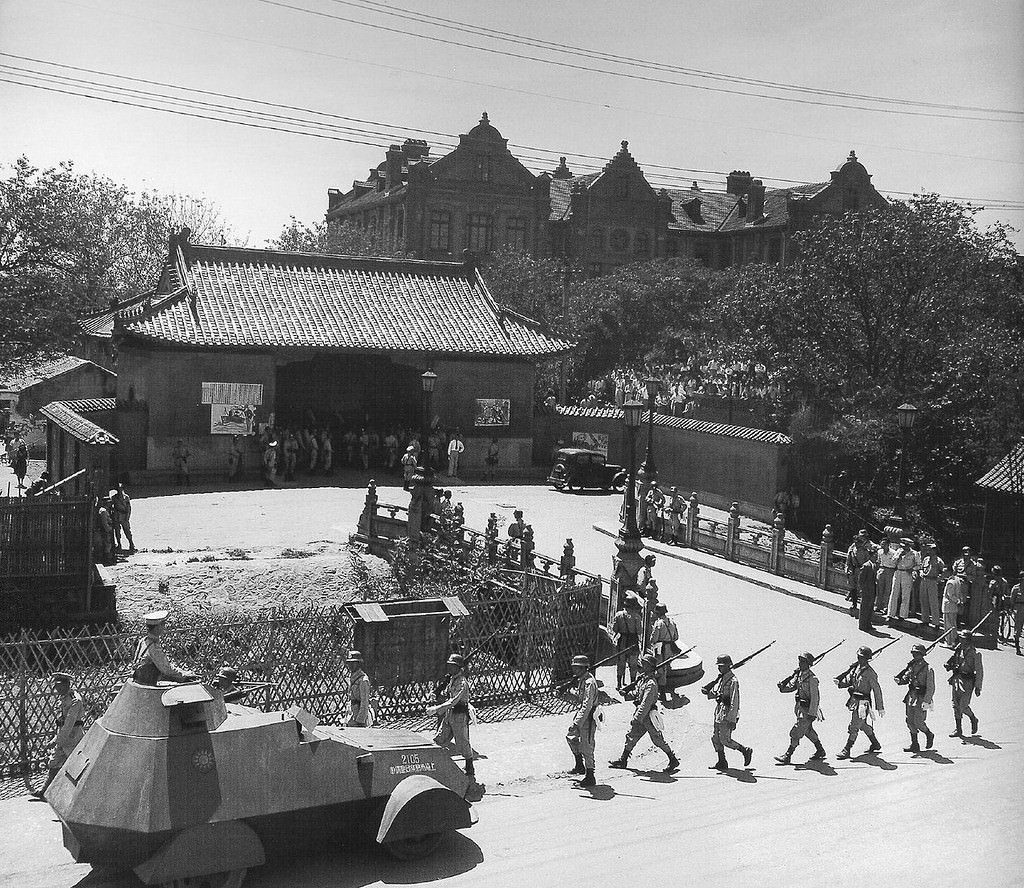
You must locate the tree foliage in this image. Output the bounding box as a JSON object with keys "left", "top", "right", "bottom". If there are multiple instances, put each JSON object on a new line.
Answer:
{"left": 266, "top": 217, "right": 406, "bottom": 257}
{"left": 0, "top": 156, "right": 235, "bottom": 371}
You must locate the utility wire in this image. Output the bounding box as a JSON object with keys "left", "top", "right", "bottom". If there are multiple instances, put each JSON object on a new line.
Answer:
{"left": 256, "top": 0, "right": 1023, "bottom": 124}
{"left": 339, "top": 0, "right": 1022, "bottom": 117}
{"left": 3, "top": 64, "right": 1023, "bottom": 210}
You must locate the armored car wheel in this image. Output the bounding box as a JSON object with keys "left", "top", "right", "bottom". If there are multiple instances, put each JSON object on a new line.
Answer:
{"left": 382, "top": 831, "right": 444, "bottom": 860}
{"left": 158, "top": 868, "right": 247, "bottom": 888}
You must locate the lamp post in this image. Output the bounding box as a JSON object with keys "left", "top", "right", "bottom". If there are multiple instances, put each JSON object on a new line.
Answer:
{"left": 612, "top": 400, "right": 646, "bottom": 599}
{"left": 420, "top": 370, "right": 437, "bottom": 470}
{"left": 894, "top": 403, "right": 917, "bottom": 519}
{"left": 637, "top": 377, "right": 659, "bottom": 483}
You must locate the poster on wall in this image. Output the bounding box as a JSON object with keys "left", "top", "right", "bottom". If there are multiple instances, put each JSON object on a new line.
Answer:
{"left": 572, "top": 431, "right": 609, "bottom": 457}
{"left": 211, "top": 404, "right": 257, "bottom": 435}
{"left": 201, "top": 382, "right": 263, "bottom": 405}
{"left": 474, "top": 398, "right": 510, "bottom": 427}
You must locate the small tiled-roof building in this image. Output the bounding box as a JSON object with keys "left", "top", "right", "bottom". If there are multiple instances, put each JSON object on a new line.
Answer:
{"left": 0, "top": 355, "right": 116, "bottom": 437}
{"left": 39, "top": 398, "right": 118, "bottom": 495}
{"left": 112, "top": 232, "right": 572, "bottom": 477}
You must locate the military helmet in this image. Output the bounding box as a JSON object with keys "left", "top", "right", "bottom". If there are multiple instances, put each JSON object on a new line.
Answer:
{"left": 716, "top": 654, "right": 733, "bottom": 667}
{"left": 571, "top": 654, "right": 590, "bottom": 668}
{"left": 639, "top": 654, "right": 657, "bottom": 671}
{"left": 911, "top": 644, "right": 927, "bottom": 655}
{"left": 798, "top": 651, "right": 814, "bottom": 663}
{"left": 857, "top": 645, "right": 873, "bottom": 659}
{"left": 447, "top": 653, "right": 466, "bottom": 667}
{"left": 344, "top": 650, "right": 363, "bottom": 664}
{"left": 217, "top": 666, "right": 238, "bottom": 681}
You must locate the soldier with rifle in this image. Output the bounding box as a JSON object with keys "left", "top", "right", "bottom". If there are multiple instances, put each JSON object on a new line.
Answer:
{"left": 834, "top": 642, "right": 891, "bottom": 759}
{"left": 945, "top": 626, "right": 985, "bottom": 738}
{"left": 609, "top": 654, "right": 680, "bottom": 774}
{"left": 610, "top": 593, "right": 643, "bottom": 690}
{"left": 702, "top": 644, "right": 772, "bottom": 771}
{"left": 211, "top": 666, "right": 274, "bottom": 705}
{"left": 560, "top": 654, "right": 600, "bottom": 787}
{"left": 430, "top": 653, "right": 477, "bottom": 780}
{"left": 774, "top": 642, "right": 842, "bottom": 765}
{"left": 895, "top": 642, "right": 937, "bottom": 752}
{"left": 345, "top": 651, "right": 374, "bottom": 727}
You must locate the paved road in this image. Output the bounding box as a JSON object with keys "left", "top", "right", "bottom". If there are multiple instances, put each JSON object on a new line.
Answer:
{"left": 3, "top": 480, "right": 1021, "bottom": 887}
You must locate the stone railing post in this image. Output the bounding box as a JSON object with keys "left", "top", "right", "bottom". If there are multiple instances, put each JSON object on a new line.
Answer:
{"left": 559, "top": 538, "right": 576, "bottom": 582}
{"left": 521, "top": 525, "right": 536, "bottom": 572}
{"left": 726, "top": 502, "right": 740, "bottom": 561}
{"left": 453, "top": 503, "right": 466, "bottom": 548}
{"left": 359, "top": 479, "right": 378, "bottom": 540}
{"left": 686, "top": 492, "right": 699, "bottom": 547}
{"left": 770, "top": 513, "right": 785, "bottom": 575}
{"left": 819, "top": 524, "right": 833, "bottom": 588}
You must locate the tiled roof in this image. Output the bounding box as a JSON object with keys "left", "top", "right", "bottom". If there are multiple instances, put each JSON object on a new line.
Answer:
{"left": 548, "top": 174, "right": 601, "bottom": 221}
{"left": 0, "top": 356, "right": 109, "bottom": 392}
{"left": 40, "top": 400, "right": 119, "bottom": 445}
{"left": 555, "top": 405, "right": 791, "bottom": 444}
{"left": 123, "top": 244, "right": 573, "bottom": 357}
{"left": 976, "top": 440, "right": 1024, "bottom": 494}
{"left": 327, "top": 183, "right": 407, "bottom": 216}
{"left": 79, "top": 293, "right": 152, "bottom": 339}
{"left": 665, "top": 189, "right": 742, "bottom": 232}
{"left": 62, "top": 397, "right": 117, "bottom": 413}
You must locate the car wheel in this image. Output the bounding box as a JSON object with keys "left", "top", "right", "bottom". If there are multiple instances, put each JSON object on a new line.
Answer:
{"left": 553, "top": 480, "right": 566, "bottom": 491}
{"left": 382, "top": 832, "right": 445, "bottom": 860}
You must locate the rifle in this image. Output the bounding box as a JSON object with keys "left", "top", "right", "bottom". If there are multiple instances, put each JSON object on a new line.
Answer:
{"left": 620, "top": 644, "right": 697, "bottom": 696}
{"left": 834, "top": 635, "right": 902, "bottom": 683}
{"left": 943, "top": 609, "right": 994, "bottom": 671}
{"left": 552, "top": 644, "right": 639, "bottom": 694}
{"left": 776, "top": 639, "right": 844, "bottom": 689}
{"left": 701, "top": 640, "right": 776, "bottom": 696}
{"left": 433, "top": 624, "right": 506, "bottom": 702}
{"left": 222, "top": 681, "right": 275, "bottom": 703}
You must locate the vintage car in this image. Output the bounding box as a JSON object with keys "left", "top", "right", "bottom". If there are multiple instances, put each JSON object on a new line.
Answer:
{"left": 547, "top": 447, "right": 626, "bottom": 492}
{"left": 46, "top": 680, "right": 476, "bottom": 887}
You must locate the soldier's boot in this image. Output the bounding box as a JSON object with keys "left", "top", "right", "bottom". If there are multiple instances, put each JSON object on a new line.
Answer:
{"left": 969, "top": 714, "right": 979, "bottom": 735}
{"left": 809, "top": 744, "right": 827, "bottom": 761}
{"left": 866, "top": 732, "right": 882, "bottom": 754}
{"left": 569, "top": 753, "right": 585, "bottom": 775}
{"left": 608, "top": 749, "right": 630, "bottom": 769}
{"left": 575, "top": 769, "right": 596, "bottom": 787}
{"left": 949, "top": 717, "right": 963, "bottom": 738}
{"left": 663, "top": 754, "right": 680, "bottom": 774}
{"left": 774, "top": 751, "right": 793, "bottom": 766}
{"left": 708, "top": 755, "right": 728, "bottom": 770}
{"left": 903, "top": 733, "right": 921, "bottom": 753}
{"left": 923, "top": 729, "right": 935, "bottom": 749}
{"left": 836, "top": 744, "right": 853, "bottom": 760}
{"left": 464, "top": 760, "right": 475, "bottom": 780}
{"left": 741, "top": 745, "right": 753, "bottom": 767}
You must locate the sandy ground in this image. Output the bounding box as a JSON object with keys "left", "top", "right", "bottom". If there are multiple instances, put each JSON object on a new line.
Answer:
{"left": 1, "top": 479, "right": 1022, "bottom": 887}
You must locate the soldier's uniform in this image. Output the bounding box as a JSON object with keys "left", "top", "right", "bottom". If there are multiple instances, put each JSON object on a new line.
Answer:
{"left": 896, "top": 644, "right": 935, "bottom": 752}
{"left": 433, "top": 654, "right": 476, "bottom": 778}
{"left": 649, "top": 604, "right": 680, "bottom": 698}
{"left": 213, "top": 666, "right": 246, "bottom": 703}
{"left": 132, "top": 611, "right": 195, "bottom": 685}
{"left": 563, "top": 655, "right": 599, "bottom": 786}
{"left": 609, "top": 656, "right": 679, "bottom": 773}
{"left": 1010, "top": 576, "right": 1024, "bottom": 655}
{"left": 345, "top": 651, "right": 373, "bottom": 727}
{"left": 945, "top": 631, "right": 983, "bottom": 737}
{"left": 610, "top": 596, "right": 642, "bottom": 688}
{"left": 775, "top": 653, "right": 827, "bottom": 764}
{"left": 666, "top": 488, "right": 685, "bottom": 544}
{"left": 34, "top": 672, "right": 84, "bottom": 798}
{"left": 836, "top": 646, "right": 884, "bottom": 758}
{"left": 703, "top": 655, "right": 752, "bottom": 770}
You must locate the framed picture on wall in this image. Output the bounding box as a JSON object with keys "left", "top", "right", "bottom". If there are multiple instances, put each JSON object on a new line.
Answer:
{"left": 474, "top": 398, "right": 510, "bottom": 427}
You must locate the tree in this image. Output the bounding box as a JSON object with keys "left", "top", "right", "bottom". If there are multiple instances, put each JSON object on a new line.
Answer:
{"left": 0, "top": 156, "right": 235, "bottom": 372}
{"left": 267, "top": 218, "right": 406, "bottom": 257}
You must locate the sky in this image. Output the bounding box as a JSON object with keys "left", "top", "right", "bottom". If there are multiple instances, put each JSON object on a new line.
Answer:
{"left": 2, "top": 0, "right": 1022, "bottom": 249}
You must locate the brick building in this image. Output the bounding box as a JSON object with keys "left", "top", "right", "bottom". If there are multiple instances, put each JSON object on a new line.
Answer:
{"left": 325, "top": 113, "right": 888, "bottom": 273}
{"left": 96, "top": 231, "right": 570, "bottom": 480}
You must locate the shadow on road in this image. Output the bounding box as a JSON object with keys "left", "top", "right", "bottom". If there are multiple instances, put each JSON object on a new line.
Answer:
{"left": 852, "top": 753, "right": 897, "bottom": 771}
{"left": 914, "top": 750, "right": 955, "bottom": 764}
{"left": 960, "top": 735, "right": 1001, "bottom": 750}
{"left": 580, "top": 784, "right": 617, "bottom": 801}
{"left": 718, "top": 767, "right": 757, "bottom": 783}
{"left": 793, "top": 759, "right": 838, "bottom": 776}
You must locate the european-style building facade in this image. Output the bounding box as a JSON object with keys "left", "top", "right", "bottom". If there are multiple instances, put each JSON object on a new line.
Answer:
{"left": 325, "top": 113, "right": 888, "bottom": 273}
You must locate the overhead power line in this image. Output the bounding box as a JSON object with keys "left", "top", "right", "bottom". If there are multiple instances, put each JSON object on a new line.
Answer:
{"left": 338, "top": 0, "right": 1022, "bottom": 117}
{"left": 2, "top": 60, "right": 1023, "bottom": 211}
{"left": 255, "top": 0, "right": 1024, "bottom": 124}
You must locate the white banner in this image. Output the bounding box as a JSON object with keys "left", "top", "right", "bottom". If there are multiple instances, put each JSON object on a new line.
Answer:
{"left": 201, "top": 382, "right": 263, "bottom": 405}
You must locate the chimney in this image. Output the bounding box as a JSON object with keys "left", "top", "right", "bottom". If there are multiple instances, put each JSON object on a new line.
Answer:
{"left": 747, "top": 179, "right": 765, "bottom": 220}
{"left": 726, "top": 170, "right": 753, "bottom": 196}
{"left": 385, "top": 145, "right": 403, "bottom": 191}
{"left": 402, "top": 138, "right": 429, "bottom": 160}
{"left": 552, "top": 156, "right": 572, "bottom": 179}
{"left": 463, "top": 249, "right": 477, "bottom": 275}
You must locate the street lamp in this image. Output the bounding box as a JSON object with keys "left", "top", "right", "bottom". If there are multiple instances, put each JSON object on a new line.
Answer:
{"left": 637, "top": 376, "right": 659, "bottom": 483}
{"left": 610, "top": 399, "right": 647, "bottom": 603}
{"left": 894, "top": 403, "right": 917, "bottom": 519}
{"left": 420, "top": 370, "right": 437, "bottom": 468}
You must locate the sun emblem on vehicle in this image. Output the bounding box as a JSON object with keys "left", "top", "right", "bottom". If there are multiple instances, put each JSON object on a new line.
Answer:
{"left": 191, "top": 747, "right": 215, "bottom": 773}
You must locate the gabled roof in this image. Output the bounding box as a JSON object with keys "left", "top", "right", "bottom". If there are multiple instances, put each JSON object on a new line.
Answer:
{"left": 0, "top": 356, "right": 112, "bottom": 393}
{"left": 548, "top": 174, "right": 600, "bottom": 221}
{"left": 555, "top": 405, "right": 791, "bottom": 444}
{"left": 665, "top": 189, "right": 742, "bottom": 233}
{"left": 79, "top": 293, "right": 152, "bottom": 339}
{"left": 976, "top": 440, "right": 1024, "bottom": 495}
{"left": 40, "top": 400, "right": 119, "bottom": 445}
{"left": 62, "top": 397, "right": 117, "bottom": 413}
{"left": 122, "top": 243, "right": 573, "bottom": 357}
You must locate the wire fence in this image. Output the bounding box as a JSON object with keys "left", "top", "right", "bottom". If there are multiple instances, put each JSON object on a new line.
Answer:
{"left": 0, "top": 571, "right": 601, "bottom": 780}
